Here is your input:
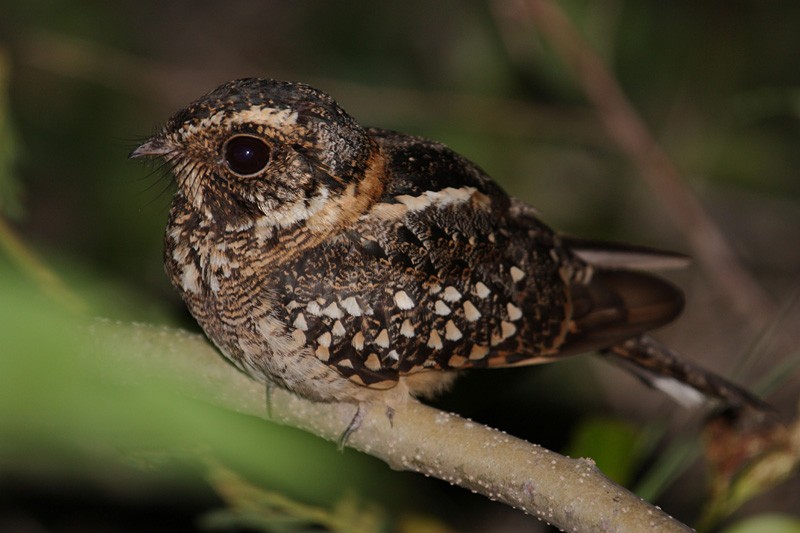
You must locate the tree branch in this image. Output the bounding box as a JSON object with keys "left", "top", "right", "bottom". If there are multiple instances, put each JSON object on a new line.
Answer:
{"left": 93, "top": 320, "right": 692, "bottom": 532}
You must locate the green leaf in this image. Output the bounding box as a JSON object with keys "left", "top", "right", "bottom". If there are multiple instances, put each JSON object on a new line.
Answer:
{"left": 563, "top": 416, "right": 641, "bottom": 486}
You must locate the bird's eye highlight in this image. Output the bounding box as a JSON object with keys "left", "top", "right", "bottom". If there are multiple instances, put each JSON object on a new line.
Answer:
{"left": 223, "top": 135, "right": 271, "bottom": 176}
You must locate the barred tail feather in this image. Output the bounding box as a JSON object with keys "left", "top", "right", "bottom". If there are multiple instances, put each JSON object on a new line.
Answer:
{"left": 604, "top": 335, "right": 773, "bottom": 416}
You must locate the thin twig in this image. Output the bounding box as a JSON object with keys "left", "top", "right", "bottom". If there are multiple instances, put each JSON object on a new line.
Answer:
{"left": 92, "top": 320, "right": 692, "bottom": 533}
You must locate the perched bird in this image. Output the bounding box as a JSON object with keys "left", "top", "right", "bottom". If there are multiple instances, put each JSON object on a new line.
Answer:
{"left": 131, "top": 78, "right": 767, "bottom": 430}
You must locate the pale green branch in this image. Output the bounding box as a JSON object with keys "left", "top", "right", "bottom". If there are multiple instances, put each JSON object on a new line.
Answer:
{"left": 92, "top": 320, "right": 692, "bottom": 533}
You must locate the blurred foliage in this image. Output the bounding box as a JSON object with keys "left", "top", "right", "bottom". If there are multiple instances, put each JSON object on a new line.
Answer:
{"left": 1, "top": 0, "right": 799, "bottom": 531}
{"left": 201, "top": 463, "right": 453, "bottom": 533}
{"left": 0, "top": 262, "right": 444, "bottom": 531}
{"left": 563, "top": 416, "right": 643, "bottom": 486}
{"left": 0, "top": 49, "right": 23, "bottom": 219}
{"left": 720, "top": 514, "right": 800, "bottom": 533}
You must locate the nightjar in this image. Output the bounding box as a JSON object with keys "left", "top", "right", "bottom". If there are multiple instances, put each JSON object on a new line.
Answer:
{"left": 131, "top": 78, "right": 767, "bottom": 418}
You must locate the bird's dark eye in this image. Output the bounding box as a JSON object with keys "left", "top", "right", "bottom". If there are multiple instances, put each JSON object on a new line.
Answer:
{"left": 223, "top": 135, "right": 271, "bottom": 176}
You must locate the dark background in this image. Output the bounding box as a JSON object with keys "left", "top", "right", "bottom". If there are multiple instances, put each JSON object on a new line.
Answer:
{"left": 1, "top": 1, "right": 799, "bottom": 531}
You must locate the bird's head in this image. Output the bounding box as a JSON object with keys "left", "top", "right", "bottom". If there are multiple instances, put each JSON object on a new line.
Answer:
{"left": 131, "top": 78, "right": 379, "bottom": 229}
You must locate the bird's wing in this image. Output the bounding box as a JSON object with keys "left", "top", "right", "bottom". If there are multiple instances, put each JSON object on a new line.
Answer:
{"left": 273, "top": 130, "right": 574, "bottom": 391}
{"left": 275, "top": 131, "right": 685, "bottom": 392}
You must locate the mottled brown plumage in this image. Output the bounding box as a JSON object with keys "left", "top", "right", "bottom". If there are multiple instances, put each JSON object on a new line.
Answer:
{"left": 132, "top": 78, "right": 768, "bottom": 415}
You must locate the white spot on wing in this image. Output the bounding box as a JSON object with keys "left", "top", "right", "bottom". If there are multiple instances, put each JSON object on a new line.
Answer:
{"left": 293, "top": 313, "right": 308, "bottom": 331}
{"left": 510, "top": 266, "right": 526, "bottom": 283}
{"left": 474, "top": 282, "right": 491, "bottom": 299}
{"left": 445, "top": 320, "right": 463, "bottom": 341}
{"left": 507, "top": 303, "right": 523, "bottom": 321}
{"left": 331, "top": 320, "right": 346, "bottom": 337}
{"left": 387, "top": 350, "right": 400, "bottom": 361}
{"left": 463, "top": 300, "right": 482, "bottom": 322}
{"left": 317, "top": 332, "right": 332, "bottom": 348}
{"left": 375, "top": 329, "right": 390, "bottom": 348}
{"left": 400, "top": 319, "right": 415, "bottom": 338}
{"left": 427, "top": 330, "right": 443, "bottom": 350}
{"left": 352, "top": 331, "right": 365, "bottom": 350}
{"left": 434, "top": 300, "right": 451, "bottom": 316}
{"left": 394, "top": 290, "right": 415, "bottom": 310}
{"left": 442, "top": 286, "right": 462, "bottom": 302}
{"left": 340, "top": 296, "right": 362, "bottom": 316}
{"left": 306, "top": 301, "right": 322, "bottom": 316}
{"left": 323, "top": 302, "right": 343, "bottom": 319}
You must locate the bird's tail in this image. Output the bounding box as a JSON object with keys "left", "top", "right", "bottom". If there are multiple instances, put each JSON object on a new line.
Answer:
{"left": 604, "top": 334, "right": 773, "bottom": 417}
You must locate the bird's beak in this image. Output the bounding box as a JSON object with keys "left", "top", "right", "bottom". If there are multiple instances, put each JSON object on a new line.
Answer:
{"left": 129, "top": 137, "right": 175, "bottom": 159}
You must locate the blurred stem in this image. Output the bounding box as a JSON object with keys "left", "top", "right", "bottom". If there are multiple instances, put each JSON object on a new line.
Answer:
{"left": 0, "top": 47, "right": 24, "bottom": 219}
{"left": 0, "top": 216, "right": 87, "bottom": 313}
{"left": 94, "top": 320, "right": 692, "bottom": 533}
{"left": 508, "top": 0, "right": 774, "bottom": 328}
{"left": 203, "top": 461, "right": 386, "bottom": 533}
